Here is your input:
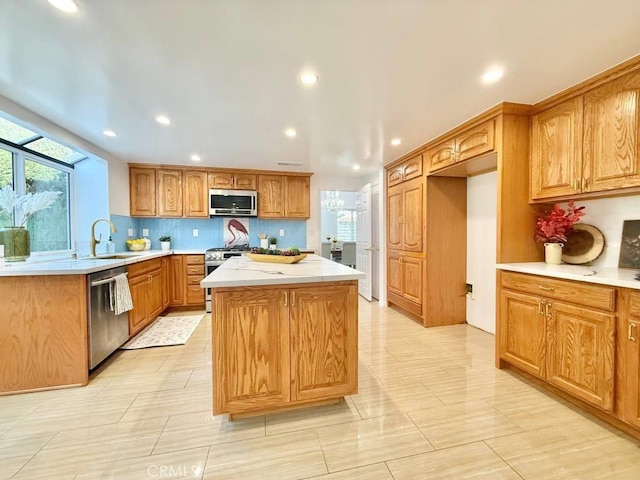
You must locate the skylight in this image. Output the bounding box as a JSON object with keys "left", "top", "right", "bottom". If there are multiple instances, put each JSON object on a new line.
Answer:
{"left": 0, "top": 117, "right": 38, "bottom": 143}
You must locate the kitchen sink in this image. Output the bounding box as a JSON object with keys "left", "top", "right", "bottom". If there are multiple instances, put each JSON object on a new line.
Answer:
{"left": 79, "top": 254, "right": 143, "bottom": 260}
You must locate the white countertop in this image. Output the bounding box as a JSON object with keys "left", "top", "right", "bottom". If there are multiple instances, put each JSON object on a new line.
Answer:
{"left": 0, "top": 250, "right": 174, "bottom": 276}
{"left": 201, "top": 254, "right": 365, "bottom": 288}
{"left": 497, "top": 262, "right": 640, "bottom": 290}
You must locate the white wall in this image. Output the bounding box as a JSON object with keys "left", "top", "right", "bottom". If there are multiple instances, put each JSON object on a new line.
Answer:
{"left": 108, "top": 159, "right": 130, "bottom": 216}
{"left": 74, "top": 158, "right": 110, "bottom": 255}
{"left": 466, "top": 171, "right": 497, "bottom": 333}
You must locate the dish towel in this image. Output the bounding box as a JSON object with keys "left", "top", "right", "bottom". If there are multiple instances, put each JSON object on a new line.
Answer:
{"left": 111, "top": 273, "right": 134, "bottom": 315}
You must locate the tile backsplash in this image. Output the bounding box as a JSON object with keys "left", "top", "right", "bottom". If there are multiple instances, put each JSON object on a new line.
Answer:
{"left": 110, "top": 214, "right": 307, "bottom": 251}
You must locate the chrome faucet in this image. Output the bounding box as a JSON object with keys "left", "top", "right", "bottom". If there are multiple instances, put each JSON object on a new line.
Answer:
{"left": 90, "top": 218, "right": 117, "bottom": 257}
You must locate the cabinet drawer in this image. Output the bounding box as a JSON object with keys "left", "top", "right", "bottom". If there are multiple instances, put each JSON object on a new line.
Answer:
{"left": 501, "top": 271, "right": 616, "bottom": 312}
{"left": 186, "top": 286, "right": 204, "bottom": 304}
{"left": 187, "top": 274, "right": 202, "bottom": 286}
{"left": 186, "top": 255, "right": 204, "bottom": 265}
{"left": 128, "top": 258, "right": 162, "bottom": 277}
{"left": 186, "top": 265, "right": 204, "bottom": 276}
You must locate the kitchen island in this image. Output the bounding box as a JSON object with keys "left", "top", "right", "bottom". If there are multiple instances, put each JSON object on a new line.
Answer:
{"left": 201, "top": 254, "right": 364, "bottom": 417}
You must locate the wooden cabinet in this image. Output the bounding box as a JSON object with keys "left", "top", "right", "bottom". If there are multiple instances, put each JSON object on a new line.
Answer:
{"left": 620, "top": 289, "right": 640, "bottom": 429}
{"left": 161, "top": 257, "right": 170, "bottom": 310}
{"left": 157, "top": 169, "right": 183, "bottom": 217}
{"left": 169, "top": 254, "right": 205, "bottom": 307}
{"left": 130, "top": 167, "right": 156, "bottom": 216}
{"left": 531, "top": 70, "right": 640, "bottom": 200}
{"left": 387, "top": 251, "right": 423, "bottom": 318}
{"left": 183, "top": 171, "right": 209, "bottom": 217}
{"left": 426, "top": 120, "right": 495, "bottom": 173}
{"left": 212, "top": 281, "right": 358, "bottom": 416}
{"left": 208, "top": 172, "right": 257, "bottom": 190}
{"left": 530, "top": 97, "right": 583, "bottom": 200}
{"left": 128, "top": 258, "right": 164, "bottom": 336}
{"left": 499, "top": 271, "right": 616, "bottom": 411}
{"left": 258, "top": 174, "right": 311, "bottom": 219}
{"left": 387, "top": 177, "right": 424, "bottom": 253}
{"left": 387, "top": 154, "right": 423, "bottom": 187}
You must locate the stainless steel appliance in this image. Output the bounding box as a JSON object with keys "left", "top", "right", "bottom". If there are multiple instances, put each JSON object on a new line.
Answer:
{"left": 205, "top": 247, "right": 250, "bottom": 312}
{"left": 209, "top": 189, "right": 258, "bottom": 217}
{"left": 88, "top": 267, "right": 130, "bottom": 369}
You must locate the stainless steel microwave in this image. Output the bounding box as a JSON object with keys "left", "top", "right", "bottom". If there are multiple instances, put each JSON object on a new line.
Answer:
{"left": 209, "top": 189, "right": 258, "bottom": 216}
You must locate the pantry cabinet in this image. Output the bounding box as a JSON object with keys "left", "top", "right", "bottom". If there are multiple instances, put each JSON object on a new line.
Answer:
{"left": 387, "top": 251, "right": 423, "bottom": 318}
{"left": 257, "top": 174, "right": 311, "bottom": 219}
{"left": 387, "top": 177, "right": 423, "bottom": 252}
{"left": 212, "top": 281, "right": 358, "bottom": 415}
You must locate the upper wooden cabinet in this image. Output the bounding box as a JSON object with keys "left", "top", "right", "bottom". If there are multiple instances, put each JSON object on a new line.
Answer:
{"left": 130, "top": 167, "right": 157, "bottom": 216}
{"left": 208, "top": 172, "right": 257, "bottom": 190}
{"left": 531, "top": 69, "right": 640, "bottom": 201}
{"left": 258, "top": 174, "right": 311, "bottom": 219}
{"left": 426, "top": 120, "right": 495, "bottom": 173}
{"left": 387, "top": 177, "right": 424, "bottom": 253}
{"left": 530, "top": 97, "right": 583, "bottom": 200}
{"left": 157, "top": 169, "right": 183, "bottom": 217}
{"left": 387, "top": 154, "right": 423, "bottom": 187}
{"left": 183, "top": 171, "right": 209, "bottom": 217}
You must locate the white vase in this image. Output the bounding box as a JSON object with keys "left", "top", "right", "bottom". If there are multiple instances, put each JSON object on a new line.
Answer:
{"left": 260, "top": 238, "right": 269, "bottom": 249}
{"left": 161, "top": 241, "right": 171, "bottom": 251}
{"left": 544, "top": 242, "right": 563, "bottom": 265}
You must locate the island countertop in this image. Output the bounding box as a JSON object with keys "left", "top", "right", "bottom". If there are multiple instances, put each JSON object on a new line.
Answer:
{"left": 201, "top": 254, "right": 365, "bottom": 288}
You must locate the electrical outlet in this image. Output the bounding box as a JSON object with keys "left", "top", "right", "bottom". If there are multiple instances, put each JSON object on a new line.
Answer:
{"left": 279, "top": 229, "right": 285, "bottom": 237}
{"left": 142, "top": 228, "right": 149, "bottom": 237}
{"left": 127, "top": 228, "right": 134, "bottom": 237}
{"left": 193, "top": 229, "right": 199, "bottom": 237}
{"left": 466, "top": 283, "right": 473, "bottom": 294}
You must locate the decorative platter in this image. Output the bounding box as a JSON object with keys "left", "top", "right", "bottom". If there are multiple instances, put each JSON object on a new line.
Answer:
{"left": 246, "top": 253, "right": 307, "bottom": 264}
{"left": 561, "top": 224, "right": 605, "bottom": 265}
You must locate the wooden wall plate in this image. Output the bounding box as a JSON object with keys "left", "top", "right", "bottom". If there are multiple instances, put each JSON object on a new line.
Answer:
{"left": 562, "top": 224, "right": 605, "bottom": 265}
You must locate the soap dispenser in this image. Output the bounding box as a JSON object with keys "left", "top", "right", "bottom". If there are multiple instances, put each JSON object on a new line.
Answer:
{"left": 106, "top": 236, "right": 115, "bottom": 254}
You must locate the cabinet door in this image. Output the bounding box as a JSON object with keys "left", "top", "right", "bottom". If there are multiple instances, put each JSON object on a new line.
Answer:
{"left": 402, "top": 177, "right": 424, "bottom": 252}
{"left": 387, "top": 184, "right": 403, "bottom": 250}
{"left": 157, "top": 170, "right": 183, "bottom": 217}
{"left": 387, "top": 165, "right": 404, "bottom": 187}
{"left": 531, "top": 98, "right": 583, "bottom": 200}
{"left": 258, "top": 175, "right": 285, "bottom": 218}
{"left": 183, "top": 171, "right": 209, "bottom": 217}
{"left": 290, "top": 284, "right": 358, "bottom": 401}
{"left": 212, "top": 289, "right": 290, "bottom": 414}
{"left": 499, "top": 290, "right": 546, "bottom": 378}
{"left": 128, "top": 275, "right": 149, "bottom": 336}
{"left": 402, "top": 154, "right": 423, "bottom": 182}
{"left": 625, "top": 317, "right": 640, "bottom": 428}
{"left": 130, "top": 168, "right": 156, "bottom": 216}
{"left": 208, "top": 172, "right": 234, "bottom": 189}
{"left": 234, "top": 173, "right": 257, "bottom": 190}
{"left": 547, "top": 301, "right": 615, "bottom": 411}
{"left": 426, "top": 138, "right": 456, "bottom": 172}
{"left": 387, "top": 251, "right": 402, "bottom": 297}
{"left": 583, "top": 70, "right": 640, "bottom": 193}
{"left": 186, "top": 262, "right": 205, "bottom": 305}
{"left": 456, "top": 119, "right": 495, "bottom": 162}
{"left": 148, "top": 269, "right": 164, "bottom": 321}
{"left": 161, "top": 257, "right": 170, "bottom": 310}
{"left": 401, "top": 255, "right": 423, "bottom": 305}
{"left": 285, "top": 176, "right": 310, "bottom": 218}
{"left": 169, "top": 255, "right": 185, "bottom": 306}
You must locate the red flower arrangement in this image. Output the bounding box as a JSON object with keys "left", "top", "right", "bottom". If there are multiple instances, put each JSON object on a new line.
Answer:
{"left": 535, "top": 201, "right": 585, "bottom": 244}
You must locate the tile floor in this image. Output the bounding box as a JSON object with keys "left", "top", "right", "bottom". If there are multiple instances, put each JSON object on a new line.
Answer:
{"left": 2, "top": 300, "right": 640, "bottom": 479}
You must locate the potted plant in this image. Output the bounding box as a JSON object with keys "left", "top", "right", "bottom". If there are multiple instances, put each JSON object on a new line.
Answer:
{"left": 159, "top": 235, "right": 171, "bottom": 251}
{"left": 258, "top": 233, "right": 269, "bottom": 249}
{"left": 535, "top": 201, "right": 585, "bottom": 264}
{"left": 269, "top": 236, "right": 278, "bottom": 251}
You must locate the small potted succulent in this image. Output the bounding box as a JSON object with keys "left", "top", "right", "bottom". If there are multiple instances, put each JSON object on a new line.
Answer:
{"left": 269, "top": 236, "right": 278, "bottom": 251}
{"left": 159, "top": 235, "right": 171, "bottom": 251}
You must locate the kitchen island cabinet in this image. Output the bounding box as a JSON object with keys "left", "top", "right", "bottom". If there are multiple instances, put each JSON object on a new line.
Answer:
{"left": 202, "top": 255, "right": 363, "bottom": 417}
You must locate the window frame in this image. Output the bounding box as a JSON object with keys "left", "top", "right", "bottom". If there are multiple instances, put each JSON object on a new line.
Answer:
{"left": 0, "top": 142, "right": 75, "bottom": 256}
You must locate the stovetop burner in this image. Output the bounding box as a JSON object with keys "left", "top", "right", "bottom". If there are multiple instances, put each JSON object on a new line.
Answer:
{"left": 205, "top": 245, "right": 251, "bottom": 262}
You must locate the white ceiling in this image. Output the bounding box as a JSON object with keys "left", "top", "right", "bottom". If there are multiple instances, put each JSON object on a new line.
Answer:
{"left": 1, "top": 1, "right": 640, "bottom": 178}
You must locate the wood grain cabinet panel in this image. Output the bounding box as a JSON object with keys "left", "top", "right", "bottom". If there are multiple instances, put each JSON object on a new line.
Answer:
{"left": 258, "top": 175, "right": 286, "bottom": 218}
{"left": 208, "top": 172, "right": 257, "bottom": 190}
{"left": 234, "top": 173, "right": 257, "bottom": 190}
{"left": 284, "top": 175, "right": 310, "bottom": 218}
{"left": 426, "top": 139, "right": 457, "bottom": 172}
{"left": 169, "top": 255, "right": 185, "bottom": 306}
{"left": 169, "top": 255, "right": 205, "bottom": 307}
{"left": 161, "top": 257, "right": 170, "bottom": 310}
{"left": 129, "top": 167, "right": 156, "bottom": 216}
{"left": 583, "top": 70, "right": 640, "bottom": 193}
{"left": 128, "top": 258, "right": 164, "bottom": 336}
{"left": 547, "top": 301, "right": 615, "bottom": 411}
{"left": 620, "top": 290, "right": 640, "bottom": 429}
{"left": 386, "top": 177, "right": 423, "bottom": 253}
{"left": 386, "top": 251, "right": 423, "bottom": 318}
{"left": 386, "top": 184, "right": 403, "bottom": 250}
{"left": 387, "top": 154, "right": 423, "bottom": 187}
{"left": 213, "top": 289, "right": 290, "bottom": 414}
{"left": 531, "top": 97, "right": 584, "bottom": 200}
{"left": 426, "top": 120, "right": 494, "bottom": 173}
{"left": 183, "top": 171, "right": 209, "bottom": 217}
{"left": 157, "top": 169, "right": 183, "bottom": 217}
{"left": 290, "top": 284, "right": 358, "bottom": 401}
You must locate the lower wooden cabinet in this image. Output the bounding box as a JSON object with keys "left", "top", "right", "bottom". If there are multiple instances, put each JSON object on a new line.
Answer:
{"left": 128, "top": 258, "right": 163, "bottom": 336}
{"left": 387, "top": 251, "right": 423, "bottom": 318}
{"left": 169, "top": 255, "right": 205, "bottom": 307}
{"left": 212, "top": 281, "right": 358, "bottom": 415}
{"left": 621, "top": 290, "right": 640, "bottom": 429}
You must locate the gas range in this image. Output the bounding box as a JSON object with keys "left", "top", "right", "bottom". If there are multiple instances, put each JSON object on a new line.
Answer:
{"left": 205, "top": 246, "right": 251, "bottom": 264}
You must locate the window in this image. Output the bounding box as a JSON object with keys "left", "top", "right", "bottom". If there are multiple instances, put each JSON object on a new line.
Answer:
{"left": 0, "top": 146, "right": 72, "bottom": 253}
{"left": 336, "top": 210, "right": 357, "bottom": 242}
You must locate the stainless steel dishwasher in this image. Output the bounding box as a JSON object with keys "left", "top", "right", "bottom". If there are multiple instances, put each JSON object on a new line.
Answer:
{"left": 88, "top": 266, "right": 130, "bottom": 369}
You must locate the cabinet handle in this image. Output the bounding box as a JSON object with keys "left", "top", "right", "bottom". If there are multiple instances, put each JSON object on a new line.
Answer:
{"left": 574, "top": 179, "right": 579, "bottom": 192}
{"left": 399, "top": 256, "right": 404, "bottom": 264}
{"left": 283, "top": 291, "right": 288, "bottom": 307}
{"left": 545, "top": 302, "right": 552, "bottom": 318}
{"left": 582, "top": 177, "right": 588, "bottom": 191}
{"left": 629, "top": 323, "right": 637, "bottom": 342}
{"left": 291, "top": 291, "right": 296, "bottom": 306}
{"left": 538, "top": 300, "right": 544, "bottom": 316}
{"left": 539, "top": 285, "right": 554, "bottom": 292}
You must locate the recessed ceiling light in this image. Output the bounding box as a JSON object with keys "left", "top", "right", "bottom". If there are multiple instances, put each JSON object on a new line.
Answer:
{"left": 391, "top": 138, "right": 402, "bottom": 146}
{"left": 156, "top": 115, "right": 171, "bottom": 125}
{"left": 285, "top": 128, "right": 297, "bottom": 138}
{"left": 102, "top": 130, "right": 117, "bottom": 137}
{"left": 48, "top": 0, "right": 78, "bottom": 13}
{"left": 300, "top": 73, "right": 319, "bottom": 85}
{"left": 190, "top": 154, "right": 201, "bottom": 162}
{"left": 352, "top": 164, "right": 361, "bottom": 171}
{"left": 481, "top": 67, "right": 504, "bottom": 84}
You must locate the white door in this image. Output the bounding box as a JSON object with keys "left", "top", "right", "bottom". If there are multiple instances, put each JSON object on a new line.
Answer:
{"left": 371, "top": 184, "right": 380, "bottom": 300}
{"left": 356, "top": 183, "right": 372, "bottom": 300}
